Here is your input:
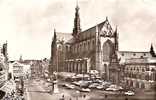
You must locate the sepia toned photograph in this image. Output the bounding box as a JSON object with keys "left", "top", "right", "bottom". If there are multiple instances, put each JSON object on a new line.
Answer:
{"left": 0, "top": 0, "right": 156, "bottom": 100}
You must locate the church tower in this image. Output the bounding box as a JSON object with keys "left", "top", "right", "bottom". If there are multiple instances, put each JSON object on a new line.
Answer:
{"left": 19, "top": 55, "right": 23, "bottom": 62}
{"left": 49, "top": 29, "right": 57, "bottom": 75}
{"left": 72, "top": 0, "right": 81, "bottom": 38}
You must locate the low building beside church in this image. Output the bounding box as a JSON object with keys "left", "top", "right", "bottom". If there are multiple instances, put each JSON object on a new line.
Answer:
{"left": 124, "top": 57, "right": 156, "bottom": 89}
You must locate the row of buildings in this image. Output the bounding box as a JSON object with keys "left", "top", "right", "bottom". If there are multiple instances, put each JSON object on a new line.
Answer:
{"left": 8, "top": 57, "right": 49, "bottom": 80}
{"left": 0, "top": 42, "right": 9, "bottom": 88}
{"left": 49, "top": 4, "right": 156, "bottom": 90}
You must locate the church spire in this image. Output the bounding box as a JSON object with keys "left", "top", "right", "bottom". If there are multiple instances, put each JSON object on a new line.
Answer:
{"left": 19, "top": 55, "right": 23, "bottom": 62}
{"left": 72, "top": 0, "right": 81, "bottom": 38}
{"left": 150, "top": 43, "right": 156, "bottom": 57}
{"left": 53, "top": 28, "right": 57, "bottom": 43}
{"left": 51, "top": 28, "right": 57, "bottom": 56}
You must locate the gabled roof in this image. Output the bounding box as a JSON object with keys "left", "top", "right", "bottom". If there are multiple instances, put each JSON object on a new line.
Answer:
{"left": 79, "top": 20, "right": 106, "bottom": 35}
{"left": 125, "top": 58, "right": 148, "bottom": 64}
{"left": 55, "top": 18, "right": 114, "bottom": 44}
{"left": 119, "top": 51, "right": 150, "bottom": 53}
{"left": 12, "top": 61, "right": 24, "bottom": 66}
{"left": 79, "top": 18, "right": 114, "bottom": 38}
{"left": 118, "top": 51, "right": 152, "bottom": 64}
{"left": 125, "top": 57, "right": 156, "bottom": 64}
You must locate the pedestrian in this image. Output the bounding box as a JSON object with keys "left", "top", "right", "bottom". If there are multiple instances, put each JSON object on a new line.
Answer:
{"left": 83, "top": 94, "right": 86, "bottom": 98}
{"left": 59, "top": 94, "right": 65, "bottom": 100}
{"left": 105, "top": 94, "right": 108, "bottom": 98}
{"left": 62, "top": 95, "right": 64, "bottom": 100}
{"left": 125, "top": 97, "right": 128, "bottom": 100}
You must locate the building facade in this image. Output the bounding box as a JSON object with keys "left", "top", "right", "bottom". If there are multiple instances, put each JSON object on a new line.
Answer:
{"left": 124, "top": 57, "right": 156, "bottom": 89}
{"left": 12, "top": 61, "right": 24, "bottom": 79}
{"left": 0, "top": 42, "right": 9, "bottom": 88}
{"left": 50, "top": 4, "right": 121, "bottom": 84}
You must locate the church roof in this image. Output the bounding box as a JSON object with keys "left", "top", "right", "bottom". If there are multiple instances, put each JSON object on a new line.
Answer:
{"left": 80, "top": 20, "right": 106, "bottom": 35}
{"left": 55, "top": 17, "right": 114, "bottom": 44}
{"left": 66, "top": 38, "right": 76, "bottom": 44}
{"left": 80, "top": 17, "right": 113, "bottom": 35}
{"left": 118, "top": 51, "right": 152, "bottom": 64}
{"left": 56, "top": 32, "right": 72, "bottom": 42}
{"left": 77, "top": 18, "right": 114, "bottom": 41}
{"left": 125, "top": 57, "right": 156, "bottom": 64}
{"left": 119, "top": 51, "right": 150, "bottom": 53}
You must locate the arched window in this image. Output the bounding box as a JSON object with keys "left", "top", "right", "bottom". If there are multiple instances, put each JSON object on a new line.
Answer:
{"left": 122, "top": 53, "right": 124, "bottom": 56}
{"left": 58, "top": 45, "right": 62, "bottom": 50}
{"left": 80, "top": 44, "right": 81, "bottom": 52}
{"left": 66, "top": 46, "right": 68, "bottom": 52}
{"left": 146, "top": 67, "right": 150, "bottom": 71}
{"left": 145, "top": 75, "right": 149, "bottom": 81}
{"left": 103, "top": 40, "right": 113, "bottom": 61}
{"left": 90, "top": 40, "right": 92, "bottom": 50}
{"left": 88, "top": 41, "right": 90, "bottom": 50}
{"left": 141, "top": 83, "right": 145, "bottom": 88}
{"left": 133, "top": 53, "right": 136, "bottom": 56}
{"left": 86, "top": 42, "right": 88, "bottom": 51}
{"left": 84, "top": 42, "right": 86, "bottom": 51}
{"left": 142, "top": 68, "right": 145, "bottom": 72}
{"left": 151, "top": 68, "right": 155, "bottom": 72}
{"left": 137, "top": 68, "right": 139, "bottom": 72}
{"left": 130, "top": 68, "right": 133, "bottom": 71}
{"left": 136, "top": 82, "right": 139, "bottom": 88}
{"left": 154, "top": 73, "right": 156, "bottom": 81}
{"left": 77, "top": 45, "right": 79, "bottom": 53}
{"left": 92, "top": 40, "right": 95, "bottom": 48}
{"left": 83, "top": 42, "right": 85, "bottom": 52}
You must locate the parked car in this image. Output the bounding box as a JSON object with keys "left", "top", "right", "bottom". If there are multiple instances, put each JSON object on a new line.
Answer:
{"left": 124, "top": 91, "right": 135, "bottom": 96}
{"left": 72, "top": 81, "right": 80, "bottom": 86}
{"left": 78, "top": 80, "right": 90, "bottom": 88}
{"left": 102, "top": 81, "right": 112, "bottom": 86}
{"left": 96, "top": 85, "right": 104, "bottom": 90}
{"left": 65, "top": 84, "right": 75, "bottom": 89}
{"left": 106, "top": 87, "right": 118, "bottom": 91}
{"left": 106, "top": 84, "right": 123, "bottom": 91}
{"left": 80, "top": 88, "right": 91, "bottom": 92}
{"left": 46, "top": 78, "right": 51, "bottom": 82}
{"left": 59, "top": 83, "right": 65, "bottom": 88}
{"left": 88, "top": 83, "right": 99, "bottom": 89}
{"left": 93, "top": 79, "right": 103, "bottom": 83}
{"left": 36, "top": 79, "right": 40, "bottom": 81}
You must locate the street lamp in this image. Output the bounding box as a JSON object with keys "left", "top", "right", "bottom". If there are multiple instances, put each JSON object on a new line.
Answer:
{"left": 76, "top": 90, "right": 80, "bottom": 100}
{"left": 52, "top": 47, "right": 60, "bottom": 94}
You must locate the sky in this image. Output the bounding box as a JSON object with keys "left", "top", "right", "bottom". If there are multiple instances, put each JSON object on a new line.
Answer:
{"left": 0, "top": 0, "right": 156, "bottom": 60}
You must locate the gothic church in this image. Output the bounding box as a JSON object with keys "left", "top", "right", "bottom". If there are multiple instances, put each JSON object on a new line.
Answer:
{"left": 50, "top": 4, "right": 156, "bottom": 86}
